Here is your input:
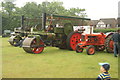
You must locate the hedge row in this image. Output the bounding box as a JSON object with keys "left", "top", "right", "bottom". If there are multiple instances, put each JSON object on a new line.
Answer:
{"left": 93, "top": 28, "right": 120, "bottom": 33}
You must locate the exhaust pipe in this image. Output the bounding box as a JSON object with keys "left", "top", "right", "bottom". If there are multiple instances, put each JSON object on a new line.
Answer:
{"left": 42, "top": 13, "right": 46, "bottom": 31}
{"left": 21, "top": 15, "right": 24, "bottom": 30}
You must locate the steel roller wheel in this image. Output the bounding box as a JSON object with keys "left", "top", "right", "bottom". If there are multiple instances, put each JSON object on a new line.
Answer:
{"left": 66, "top": 32, "right": 82, "bottom": 50}
{"left": 23, "top": 38, "right": 44, "bottom": 54}
{"left": 8, "top": 36, "right": 15, "bottom": 46}
{"left": 76, "top": 45, "right": 83, "bottom": 53}
{"left": 8, "top": 35, "right": 22, "bottom": 47}
{"left": 86, "top": 45, "right": 95, "bottom": 55}
{"left": 105, "top": 35, "right": 114, "bottom": 53}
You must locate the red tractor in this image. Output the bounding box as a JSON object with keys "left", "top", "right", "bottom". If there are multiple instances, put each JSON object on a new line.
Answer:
{"left": 74, "top": 29, "right": 114, "bottom": 55}
{"left": 75, "top": 33, "right": 106, "bottom": 55}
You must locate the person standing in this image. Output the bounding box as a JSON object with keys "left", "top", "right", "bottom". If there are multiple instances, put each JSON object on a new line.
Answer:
{"left": 112, "top": 29, "right": 120, "bottom": 57}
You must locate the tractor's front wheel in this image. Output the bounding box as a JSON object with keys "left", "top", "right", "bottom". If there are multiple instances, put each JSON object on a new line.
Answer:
{"left": 76, "top": 45, "right": 83, "bottom": 53}
{"left": 86, "top": 45, "right": 95, "bottom": 55}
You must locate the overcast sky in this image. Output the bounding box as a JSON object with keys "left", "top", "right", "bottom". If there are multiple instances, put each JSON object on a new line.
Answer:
{"left": 2, "top": 0, "right": 120, "bottom": 20}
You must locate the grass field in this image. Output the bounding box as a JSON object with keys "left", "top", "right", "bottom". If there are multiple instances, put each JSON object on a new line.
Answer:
{"left": 2, "top": 37, "right": 118, "bottom": 78}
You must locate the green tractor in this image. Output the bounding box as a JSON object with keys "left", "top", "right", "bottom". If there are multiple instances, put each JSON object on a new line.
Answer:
{"left": 22, "top": 13, "right": 91, "bottom": 54}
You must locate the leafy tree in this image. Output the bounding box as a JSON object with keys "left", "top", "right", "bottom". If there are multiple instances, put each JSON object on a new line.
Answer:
{"left": 68, "top": 8, "right": 86, "bottom": 17}
{"left": 2, "top": 0, "right": 88, "bottom": 33}
{"left": 2, "top": 1, "right": 15, "bottom": 18}
{"left": 21, "top": 2, "right": 40, "bottom": 18}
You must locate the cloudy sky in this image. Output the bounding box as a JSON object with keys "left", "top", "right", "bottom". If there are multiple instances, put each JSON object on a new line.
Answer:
{"left": 2, "top": 0, "right": 120, "bottom": 20}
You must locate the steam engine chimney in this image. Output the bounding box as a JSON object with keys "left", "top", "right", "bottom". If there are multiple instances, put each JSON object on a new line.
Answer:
{"left": 42, "top": 13, "right": 46, "bottom": 31}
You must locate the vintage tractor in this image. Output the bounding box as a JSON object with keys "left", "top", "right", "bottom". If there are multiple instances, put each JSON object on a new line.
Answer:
{"left": 75, "top": 29, "right": 114, "bottom": 55}
{"left": 22, "top": 13, "right": 91, "bottom": 54}
{"left": 8, "top": 16, "right": 41, "bottom": 47}
{"left": 76, "top": 32, "right": 106, "bottom": 55}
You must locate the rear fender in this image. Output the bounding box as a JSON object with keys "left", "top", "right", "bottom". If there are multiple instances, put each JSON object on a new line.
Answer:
{"left": 105, "top": 32, "right": 114, "bottom": 39}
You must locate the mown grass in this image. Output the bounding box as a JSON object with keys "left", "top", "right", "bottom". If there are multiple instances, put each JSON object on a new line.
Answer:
{"left": 2, "top": 37, "right": 118, "bottom": 78}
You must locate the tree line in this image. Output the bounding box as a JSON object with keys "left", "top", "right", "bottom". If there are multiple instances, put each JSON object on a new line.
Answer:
{"left": 1, "top": 0, "right": 87, "bottom": 33}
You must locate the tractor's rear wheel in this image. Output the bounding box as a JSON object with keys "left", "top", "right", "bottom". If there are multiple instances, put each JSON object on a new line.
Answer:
{"left": 105, "top": 35, "right": 114, "bottom": 53}
{"left": 66, "top": 32, "right": 82, "bottom": 50}
{"left": 8, "top": 35, "right": 22, "bottom": 47}
{"left": 86, "top": 45, "right": 95, "bottom": 55}
{"left": 95, "top": 45, "right": 105, "bottom": 51}
{"left": 23, "top": 38, "right": 44, "bottom": 54}
{"left": 76, "top": 45, "right": 83, "bottom": 53}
